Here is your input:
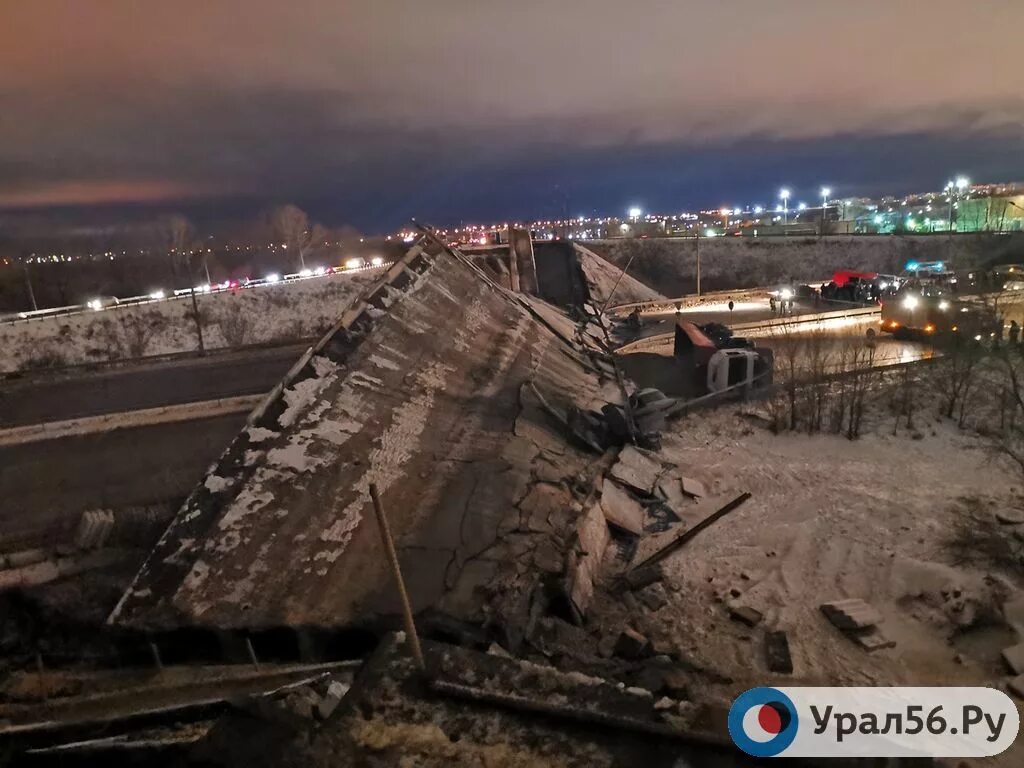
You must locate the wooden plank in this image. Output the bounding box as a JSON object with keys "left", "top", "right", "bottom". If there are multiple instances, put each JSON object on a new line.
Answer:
{"left": 629, "top": 493, "right": 751, "bottom": 572}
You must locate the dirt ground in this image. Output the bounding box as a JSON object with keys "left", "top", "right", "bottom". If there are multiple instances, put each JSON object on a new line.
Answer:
{"left": 591, "top": 401, "right": 1024, "bottom": 764}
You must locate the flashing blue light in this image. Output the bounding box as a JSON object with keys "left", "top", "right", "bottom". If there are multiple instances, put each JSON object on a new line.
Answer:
{"left": 906, "top": 261, "right": 920, "bottom": 271}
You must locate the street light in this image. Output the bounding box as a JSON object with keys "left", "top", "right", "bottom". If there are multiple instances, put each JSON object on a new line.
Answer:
{"left": 627, "top": 206, "right": 642, "bottom": 221}
{"left": 779, "top": 188, "right": 791, "bottom": 226}
{"left": 946, "top": 177, "right": 969, "bottom": 233}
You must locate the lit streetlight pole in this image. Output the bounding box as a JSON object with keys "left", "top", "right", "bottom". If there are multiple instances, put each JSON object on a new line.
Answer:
{"left": 946, "top": 177, "right": 969, "bottom": 234}
{"left": 780, "top": 188, "right": 791, "bottom": 228}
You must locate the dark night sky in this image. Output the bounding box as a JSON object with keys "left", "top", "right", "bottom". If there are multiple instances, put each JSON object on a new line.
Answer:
{"left": 2, "top": 1, "right": 1022, "bottom": 231}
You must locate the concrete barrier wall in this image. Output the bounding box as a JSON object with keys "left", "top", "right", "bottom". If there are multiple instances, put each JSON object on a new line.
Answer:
{"left": 584, "top": 234, "right": 1024, "bottom": 296}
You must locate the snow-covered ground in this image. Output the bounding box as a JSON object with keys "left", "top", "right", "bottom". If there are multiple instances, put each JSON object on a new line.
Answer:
{"left": 587, "top": 234, "right": 1024, "bottom": 297}
{"left": 590, "top": 399, "right": 1024, "bottom": 764}
{"left": 0, "top": 270, "right": 378, "bottom": 373}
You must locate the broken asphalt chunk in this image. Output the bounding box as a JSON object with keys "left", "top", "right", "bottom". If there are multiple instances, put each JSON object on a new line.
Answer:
{"left": 637, "top": 583, "right": 669, "bottom": 612}
{"left": 820, "top": 598, "right": 883, "bottom": 631}
{"left": 765, "top": 631, "right": 793, "bottom": 674}
{"left": 623, "top": 563, "right": 665, "bottom": 591}
{"left": 729, "top": 605, "right": 763, "bottom": 627}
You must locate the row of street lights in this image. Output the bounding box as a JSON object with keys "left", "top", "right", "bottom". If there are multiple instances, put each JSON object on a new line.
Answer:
{"left": 630, "top": 176, "right": 971, "bottom": 231}
{"left": 778, "top": 186, "right": 831, "bottom": 226}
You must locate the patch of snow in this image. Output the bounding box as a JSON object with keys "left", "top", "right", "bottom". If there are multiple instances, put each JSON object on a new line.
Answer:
{"left": 368, "top": 354, "right": 401, "bottom": 371}
{"left": 247, "top": 426, "right": 279, "bottom": 443}
{"left": 204, "top": 475, "right": 233, "bottom": 493}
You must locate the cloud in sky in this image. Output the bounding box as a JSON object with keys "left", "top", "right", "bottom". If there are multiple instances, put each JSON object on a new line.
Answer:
{"left": 1, "top": 1, "right": 1022, "bottom": 228}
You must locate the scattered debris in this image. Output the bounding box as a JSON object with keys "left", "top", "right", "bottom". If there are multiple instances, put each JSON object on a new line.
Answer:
{"left": 821, "top": 599, "right": 895, "bottom": 652}
{"left": 623, "top": 563, "right": 665, "bottom": 591}
{"left": 637, "top": 583, "right": 669, "bottom": 612}
{"left": 316, "top": 680, "right": 350, "bottom": 720}
{"left": 765, "top": 631, "right": 793, "bottom": 674}
{"left": 850, "top": 628, "right": 896, "bottom": 652}
{"left": 820, "top": 598, "right": 883, "bottom": 631}
{"left": 729, "top": 605, "right": 763, "bottom": 627}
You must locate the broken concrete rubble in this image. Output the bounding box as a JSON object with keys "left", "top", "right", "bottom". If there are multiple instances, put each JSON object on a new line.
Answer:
{"left": 614, "top": 627, "right": 651, "bottom": 660}
{"left": 566, "top": 502, "right": 610, "bottom": 620}
{"left": 765, "top": 631, "right": 793, "bottom": 674}
{"left": 599, "top": 477, "right": 645, "bottom": 535}
{"left": 821, "top": 599, "right": 895, "bottom": 652}
{"left": 637, "top": 583, "right": 669, "bottom": 612}
{"left": 820, "top": 598, "right": 883, "bottom": 630}
{"left": 728, "top": 605, "right": 763, "bottom": 627}
{"left": 609, "top": 446, "right": 665, "bottom": 495}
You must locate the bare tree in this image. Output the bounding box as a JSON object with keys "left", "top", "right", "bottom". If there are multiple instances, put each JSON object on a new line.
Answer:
{"left": 933, "top": 337, "right": 985, "bottom": 426}
{"left": 272, "top": 204, "right": 312, "bottom": 271}
{"left": 159, "top": 214, "right": 194, "bottom": 281}
{"left": 157, "top": 214, "right": 205, "bottom": 353}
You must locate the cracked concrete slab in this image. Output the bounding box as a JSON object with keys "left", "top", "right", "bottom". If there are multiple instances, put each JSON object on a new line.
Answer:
{"left": 112, "top": 239, "right": 619, "bottom": 635}
{"left": 609, "top": 446, "right": 665, "bottom": 495}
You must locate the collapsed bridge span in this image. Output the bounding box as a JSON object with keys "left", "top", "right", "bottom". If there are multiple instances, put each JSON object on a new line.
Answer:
{"left": 110, "top": 234, "right": 624, "bottom": 647}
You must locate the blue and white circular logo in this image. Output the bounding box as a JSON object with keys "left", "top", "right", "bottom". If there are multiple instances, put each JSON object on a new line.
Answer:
{"left": 728, "top": 687, "right": 799, "bottom": 757}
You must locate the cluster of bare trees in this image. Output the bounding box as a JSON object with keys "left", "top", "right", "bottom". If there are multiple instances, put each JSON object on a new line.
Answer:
{"left": 763, "top": 329, "right": 875, "bottom": 439}
{"left": 155, "top": 205, "right": 325, "bottom": 352}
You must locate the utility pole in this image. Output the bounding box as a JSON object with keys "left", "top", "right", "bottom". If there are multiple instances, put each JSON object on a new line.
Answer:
{"left": 946, "top": 182, "right": 955, "bottom": 236}
{"left": 23, "top": 261, "right": 38, "bottom": 311}
{"left": 184, "top": 251, "right": 205, "bottom": 354}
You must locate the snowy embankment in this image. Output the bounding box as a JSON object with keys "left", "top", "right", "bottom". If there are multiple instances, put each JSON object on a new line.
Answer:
{"left": 586, "top": 234, "right": 1024, "bottom": 297}
{"left": 0, "top": 271, "right": 378, "bottom": 373}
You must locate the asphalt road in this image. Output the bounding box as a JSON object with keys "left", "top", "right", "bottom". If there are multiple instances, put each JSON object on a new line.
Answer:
{"left": 0, "top": 344, "right": 306, "bottom": 428}
{"left": 632, "top": 297, "right": 820, "bottom": 340}
{"left": 0, "top": 413, "right": 246, "bottom": 544}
